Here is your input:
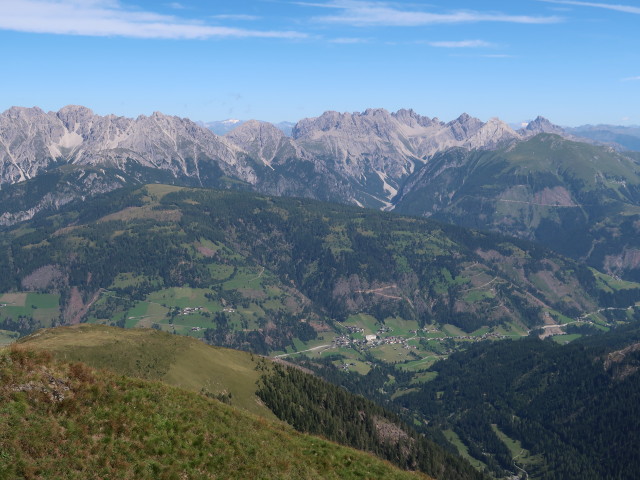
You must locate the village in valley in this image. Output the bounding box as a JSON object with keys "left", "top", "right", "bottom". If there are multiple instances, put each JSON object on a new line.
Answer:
{"left": 268, "top": 311, "right": 539, "bottom": 375}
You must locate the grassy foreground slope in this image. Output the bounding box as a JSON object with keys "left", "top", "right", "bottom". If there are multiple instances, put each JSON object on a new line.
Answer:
{"left": 0, "top": 345, "right": 430, "bottom": 480}
{"left": 17, "top": 324, "right": 272, "bottom": 418}
{"left": 17, "top": 325, "right": 486, "bottom": 480}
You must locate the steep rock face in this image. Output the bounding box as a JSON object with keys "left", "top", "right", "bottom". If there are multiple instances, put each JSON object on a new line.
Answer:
{"left": 292, "top": 109, "right": 416, "bottom": 207}
{"left": 0, "top": 105, "right": 256, "bottom": 186}
{"left": 447, "top": 113, "right": 484, "bottom": 141}
{"left": 225, "top": 120, "right": 303, "bottom": 168}
{"left": 295, "top": 109, "right": 418, "bottom": 169}
{"left": 0, "top": 106, "right": 67, "bottom": 183}
{"left": 292, "top": 109, "right": 521, "bottom": 206}
{"left": 224, "top": 120, "right": 357, "bottom": 205}
{"left": 463, "top": 117, "right": 520, "bottom": 149}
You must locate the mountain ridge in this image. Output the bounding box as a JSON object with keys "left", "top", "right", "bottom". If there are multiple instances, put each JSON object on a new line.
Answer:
{"left": 4, "top": 104, "right": 640, "bottom": 279}
{"left": 393, "top": 133, "right": 640, "bottom": 279}
{"left": 0, "top": 104, "right": 568, "bottom": 217}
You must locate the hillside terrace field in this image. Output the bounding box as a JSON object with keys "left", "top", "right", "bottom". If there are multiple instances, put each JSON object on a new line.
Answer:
{"left": 3, "top": 283, "right": 639, "bottom": 377}
{"left": 2, "top": 281, "right": 639, "bottom": 378}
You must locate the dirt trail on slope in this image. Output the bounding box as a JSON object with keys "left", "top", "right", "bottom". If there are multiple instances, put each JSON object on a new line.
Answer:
{"left": 355, "top": 285, "right": 415, "bottom": 308}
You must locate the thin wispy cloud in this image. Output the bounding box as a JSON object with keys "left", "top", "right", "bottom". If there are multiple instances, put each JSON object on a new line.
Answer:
{"left": 427, "top": 40, "right": 494, "bottom": 48}
{"left": 211, "top": 14, "right": 260, "bottom": 21}
{"left": 539, "top": 1, "right": 640, "bottom": 14}
{"left": 622, "top": 76, "right": 640, "bottom": 81}
{"left": 329, "top": 37, "right": 369, "bottom": 43}
{"left": 449, "top": 53, "right": 515, "bottom": 59}
{"left": 298, "top": 0, "right": 562, "bottom": 26}
{"left": 0, "top": 0, "right": 306, "bottom": 39}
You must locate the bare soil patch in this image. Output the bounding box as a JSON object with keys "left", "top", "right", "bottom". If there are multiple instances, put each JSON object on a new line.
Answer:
{"left": 98, "top": 206, "right": 182, "bottom": 223}
{"left": 0, "top": 293, "right": 27, "bottom": 306}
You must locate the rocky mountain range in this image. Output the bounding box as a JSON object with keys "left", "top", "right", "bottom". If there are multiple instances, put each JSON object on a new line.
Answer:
{"left": 0, "top": 105, "right": 568, "bottom": 212}
{"left": 2, "top": 104, "right": 640, "bottom": 279}
{"left": 0, "top": 105, "right": 253, "bottom": 185}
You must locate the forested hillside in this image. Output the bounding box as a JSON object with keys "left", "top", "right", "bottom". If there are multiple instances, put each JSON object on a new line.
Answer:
{"left": 1, "top": 184, "right": 637, "bottom": 356}
{"left": 257, "top": 363, "right": 487, "bottom": 480}
{"left": 394, "top": 134, "right": 640, "bottom": 281}
{"left": 391, "top": 322, "right": 640, "bottom": 479}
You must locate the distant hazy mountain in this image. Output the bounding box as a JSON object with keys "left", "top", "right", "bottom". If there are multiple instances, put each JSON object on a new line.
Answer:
{"left": 274, "top": 121, "right": 296, "bottom": 136}
{"left": 512, "top": 119, "right": 640, "bottom": 152}
{"left": 567, "top": 124, "right": 640, "bottom": 151}
{"left": 199, "top": 118, "right": 246, "bottom": 135}
{"left": 201, "top": 119, "right": 295, "bottom": 136}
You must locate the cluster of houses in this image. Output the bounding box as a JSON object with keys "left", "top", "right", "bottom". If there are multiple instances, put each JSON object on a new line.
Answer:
{"left": 339, "top": 362, "right": 357, "bottom": 371}
{"left": 333, "top": 334, "right": 354, "bottom": 347}
{"left": 365, "top": 334, "right": 417, "bottom": 350}
{"left": 181, "top": 306, "right": 203, "bottom": 315}
{"left": 429, "top": 331, "right": 509, "bottom": 342}
{"left": 344, "top": 325, "right": 364, "bottom": 334}
{"left": 336, "top": 322, "right": 511, "bottom": 352}
{"left": 332, "top": 329, "right": 417, "bottom": 350}
{"left": 420, "top": 327, "right": 440, "bottom": 334}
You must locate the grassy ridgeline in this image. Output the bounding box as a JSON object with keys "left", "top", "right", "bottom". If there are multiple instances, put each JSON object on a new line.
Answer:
{"left": 17, "top": 324, "right": 273, "bottom": 418}
{"left": 17, "top": 325, "right": 485, "bottom": 480}
{"left": 0, "top": 345, "right": 430, "bottom": 480}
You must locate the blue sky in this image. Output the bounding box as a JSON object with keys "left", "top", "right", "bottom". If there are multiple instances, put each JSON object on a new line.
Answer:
{"left": 0, "top": 0, "right": 638, "bottom": 126}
